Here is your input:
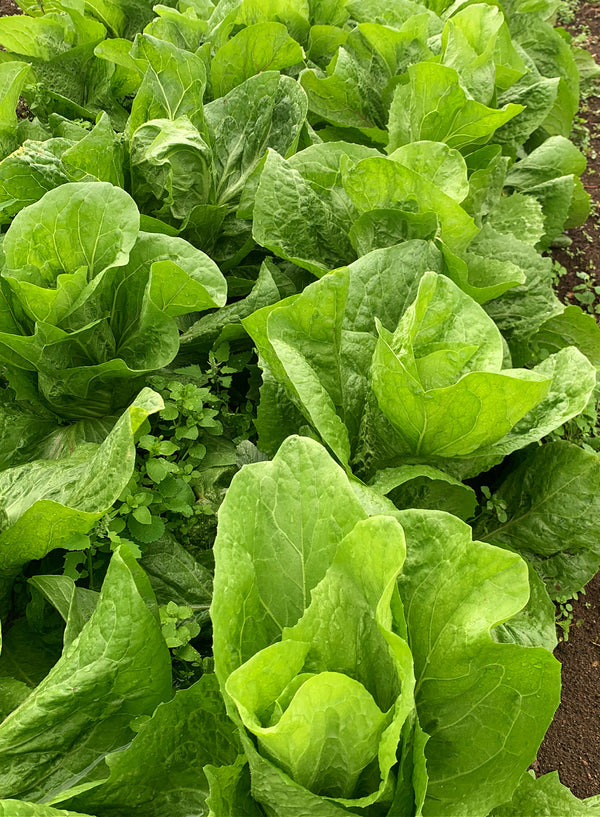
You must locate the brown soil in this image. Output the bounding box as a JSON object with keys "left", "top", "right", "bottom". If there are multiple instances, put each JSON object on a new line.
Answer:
{"left": 535, "top": 572, "right": 600, "bottom": 797}
{"left": 535, "top": 1, "right": 600, "bottom": 800}
{"left": 0, "top": 0, "right": 20, "bottom": 15}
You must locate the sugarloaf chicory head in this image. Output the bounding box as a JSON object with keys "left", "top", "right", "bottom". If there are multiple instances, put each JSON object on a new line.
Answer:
{"left": 211, "top": 435, "right": 559, "bottom": 816}
{"left": 0, "top": 181, "right": 226, "bottom": 421}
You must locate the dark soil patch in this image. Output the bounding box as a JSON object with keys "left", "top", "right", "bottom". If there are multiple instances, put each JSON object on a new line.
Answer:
{"left": 536, "top": 572, "right": 600, "bottom": 797}
{"left": 535, "top": 1, "right": 600, "bottom": 799}
{"left": 0, "top": 0, "right": 20, "bottom": 15}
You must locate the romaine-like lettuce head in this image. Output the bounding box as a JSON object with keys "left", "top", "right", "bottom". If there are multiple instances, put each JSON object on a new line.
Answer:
{"left": 370, "top": 271, "right": 552, "bottom": 458}
{"left": 243, "top": 248, "right": 595, "bottom": 479}
{"left": 211, "top": 435, "right": 559, "bottom": 816}
{"left": 0, "top": 181, "right": 226, "bottom": 430}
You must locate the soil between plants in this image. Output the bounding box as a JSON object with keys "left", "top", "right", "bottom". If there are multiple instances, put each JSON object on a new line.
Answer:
{"left": 1, "top": 0, "right": 600, "bottom": 803}
{"left": 554, "top": 3, "right": 600, "bottom": 307}
{"left": 534, "top": 2, "right": 600, "bottom": 800}
{"left": 0, "top": 0, "right": 20, "bottom": 16}
{"left": 535, "top": 573, "right": 600, "bottom": 797}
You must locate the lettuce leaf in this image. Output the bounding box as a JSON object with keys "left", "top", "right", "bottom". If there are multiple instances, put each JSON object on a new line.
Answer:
{"left": 0, "top": 544, "right": 172, "bottom": 803}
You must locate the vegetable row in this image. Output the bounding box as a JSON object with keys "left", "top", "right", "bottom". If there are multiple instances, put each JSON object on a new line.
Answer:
{"left": 0, "top": 0, "right": 599, "bottom": 814}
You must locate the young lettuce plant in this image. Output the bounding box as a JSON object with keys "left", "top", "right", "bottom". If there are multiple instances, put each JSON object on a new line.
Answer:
{"left": 0, "top": 181, "right": 226, "bottom": 468}
{"left": 119, "top": 33, "right": 308, "bottom": 261}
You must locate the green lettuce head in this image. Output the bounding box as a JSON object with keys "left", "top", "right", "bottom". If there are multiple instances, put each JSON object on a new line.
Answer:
{"left": 0, "top": 181, "right": 226, "bottom": 461}
{"left": 212, "top": 435, "right": 560, "bottom": 816}
{"left": 243, "top": 248, "right": 595, "bottom": 479}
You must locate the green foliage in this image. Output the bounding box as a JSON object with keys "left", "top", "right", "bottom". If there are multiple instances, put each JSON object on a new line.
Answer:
{"left": 0, "top": 0, "right": 598, "bottom": 814}
{"left": 88, "top": 353, "right": 257, "bottom": 553}
{"left": 244, "top": 259, "right": 595, "bottom": 479}
{"left": 212, "top": 436, "right": 560, "bottom": 816}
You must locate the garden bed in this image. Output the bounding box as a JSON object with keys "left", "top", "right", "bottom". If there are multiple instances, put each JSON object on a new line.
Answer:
{"left": 0, "top": 0, "right": 599, "bottom": 814}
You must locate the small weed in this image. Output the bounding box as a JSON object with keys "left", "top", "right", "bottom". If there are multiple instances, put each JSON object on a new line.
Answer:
{"left": 556, "top": 0, "right": 579, "bottom": 24}
{"left": 556, "top": 596, "right": 577, "bottom": 642}
{"left": 480, "top": 486, "right": 508, "bottom": 523}
{"left": 555, "top": 590, "right": 588, "bottom": 642}
{"left": 548, "top": 383, "right": 600, "bottom": 452}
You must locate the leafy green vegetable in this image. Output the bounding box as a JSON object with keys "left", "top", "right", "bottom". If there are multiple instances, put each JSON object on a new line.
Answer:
{"left": 0, "top": 1, "right": 594, "bottom": 813}
{"left": 505, "top": 135, "right": 590, "bottom": 247}
{"left": 476, "top": 441, "right": 600, "bottom": 599}
{"left": 492, "top": 771, "right": 600, "bottom": 816}
{"left": 61, "top": 675, "right": 241, "bottom": 816}
{"left": 212, "top": 435, "right": 559, "bottom": 816}
{"left": 0, "top": 388, "right": 162, "bottom": 614}
{"left": 128, "top": 35, "right": 207, "bottom": 136}
{"left": 0, "top": 182, "right": 226, "bottom": 426}
{"left": 0, "top": 62, "right": 31, "bottom": 160}
{"left": 211, "top": 22, "right": 303, "bottom": 98}
{"left": 245, "top": 262, "right": 595, "bottom": 479}
{"left": 0, "top": 543, "right": 171, "bottom": 803}
{"left": 388, "top": 62, "right": 523, "bottom": 151}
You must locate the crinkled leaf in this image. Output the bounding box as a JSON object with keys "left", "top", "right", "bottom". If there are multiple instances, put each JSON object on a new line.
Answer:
{"left": 388, "top": 62, "right": 522, "bottom": 152}
{"left": 252, "top": 148, "right": 355, "bottom": 275}
{"left": 205, "top": 72, "right": 308, "bottom": 206}
{"left": 62, "top": 675, "right": 239, "bottom": 817}
{"left": 490, "top": 771, "right": 600, "bottom": 816}
{"left": 129, "top": 35, "right": 207, "bottom": 135}
{"left": 0, "top": 138, "right": 70, "bottom": 224}
{"left": 396, "top": 509, "right": 560, "bottom": 817}
{"left": 486, "top": 193, "right": 546, "bottom": 246}
{"left": 130, "top": 116, "right": 214, "bottom": 221}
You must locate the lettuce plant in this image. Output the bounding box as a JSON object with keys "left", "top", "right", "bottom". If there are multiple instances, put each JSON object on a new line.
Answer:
{"left": 0, "top": 0, "right": 597, "bottom": 814}
{"left": 244, "top": 252, "right": 595, "bottom": 479}
{"left": 0, "top": 387, "right": 162, "bottom": 615}
{"left": 0, "top": 7, "right": 131, "bottom": 127}
{"left": 0, "top": 62, "right": 31, "bottom": 161}
{"left": 211, "top": 435, "right": 559, "bottom": 816}
{"left": 0, "top": 181, "right": 226, "bottom": 464}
